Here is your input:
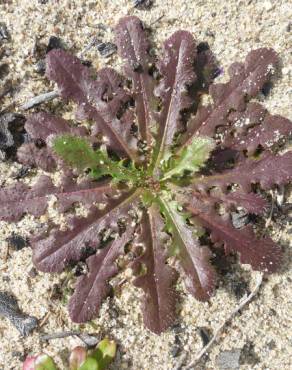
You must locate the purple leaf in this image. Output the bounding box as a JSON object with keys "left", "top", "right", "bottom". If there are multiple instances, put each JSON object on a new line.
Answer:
{"left": 224, "top": 104, "right": 292, "bottom": 154}
{"left": 153, "top": 31, "right": 197, "bottom": 168}
{"left": 17, "top": 113, "right": 87, "bottom": 171}
{"left": 184, "top": 197, "right": 282, "bottom": 273}
{"left": 195, "top": 151, "right": 292, "bottom": 192}
{"left": 180, "top": 48, "right": 278, "bottom": 147}
{"left": 131, "top": 206, "right": 178, "bottom": 333}
{"left": 32, "top": 190, "right": 140, "bottom": 273}
{"left": 115, "top": 16, "right": 157, "bottom": 146}
{"left": 69, "top": 227, "right": 135, "bottom": 323}
{"left": 215, "top": 191, "right": 268, "bottom": 215}
{"left": 46, "top": 50, "right": 139, "bottom": 162}
{"left": 0, "top": 175, "right": 117, "bottom": 222}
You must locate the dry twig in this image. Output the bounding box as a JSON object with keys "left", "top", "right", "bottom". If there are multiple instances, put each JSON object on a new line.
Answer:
{"left": 40, "top": 331, "right": 99, "bottom": 347}
{"left": 183, "top": 273, "right": 264, "bottom": 369}
{"left": 20, "top": 90, "right": 59, "bottom": 110}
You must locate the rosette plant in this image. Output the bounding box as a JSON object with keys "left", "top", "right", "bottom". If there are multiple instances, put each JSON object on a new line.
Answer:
{"left": 1, "top": 17, "right": 291, "bottom": 334}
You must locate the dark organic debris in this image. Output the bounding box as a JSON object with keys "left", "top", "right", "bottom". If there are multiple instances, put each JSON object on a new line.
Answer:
{"left": 6, "top": 233, "right": 28, "bottom": 251}
{"left": 0, "top": 22, "right": 10, "bottom": 41}
{"left": 12, "top": 165, "right": 31, "bottom": 180}
{"left": 261, "top": 81, "right": 273, "bottom": 97}
{"left": 0, "top": 292, "right": 38, "bottom": 336}
{"left": 46, "top": 36, "right": 65, "bottom": 54}
{"left": 134, "top": 0, "right": 153, "bottom": 10}
{"left": 197, "top": 327, "right": 212, "bottom": 346}
{"left": 0, "top": 113, "right": 26, "bottom": 160}
{"left": 0, "top": 62, "right": 9, "bottom": 79}
{"left": 170, "top": 334, "right": 183, "bottom": 358}
{"left": 240, "top": 341, "right": 260, "bottom": 366}
{"left": 96, "top": 41, "right": 117, "bottom": 58}
{"left": 228, "top": 275, "right": 250, "bottom": 299}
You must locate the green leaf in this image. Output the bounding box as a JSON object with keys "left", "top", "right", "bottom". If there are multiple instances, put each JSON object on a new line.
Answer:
{"left": 89, "top": 338, "right": 117, "bottom": 370}
{"left": 161, "top": 136, "right": 215, "bottom": 180}
{"left": 35, "top": 354, "right": 58, "bottom": 370}
{"left": 78, "top": 357, "right": 99, "bottom": 370}
{"left": 53, "top": 135, "right": 101, "bottom": 171}
{"left": 53, "top": 134, "right": 141, "bottom": 184}
{"left": 156, "top": 192, "right": 216, "bottom": 301}
{"left": 157, "top": 192, "right": 204, "bottom": 256}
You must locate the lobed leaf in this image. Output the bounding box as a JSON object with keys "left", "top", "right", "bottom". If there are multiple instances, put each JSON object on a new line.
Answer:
{"left": 212, "top": 191, "right": 268, "bottom": 215}
{"left": 194, "top": 151, "right": 292, "bottom": 192}
{"left": 115, "top": 16, "right": 157, "bottom": 147}
{"left": 183, "top": 196, "right": 282, "bottom": 273}
{"left": 158, "top": 195, "right": 216, "bottom": 301}
{"left": 153, "top": 31, "right": 198, "bottom": 169}
{"left": 69, "top": 226, "right": 135, "bottom": 323}
{"left": 17, "top": 112, "right": 87, "bottom": 172}
{"left": 180, "top": 48, "right": 278, "bottom": 148}
{"left": 32, "top": 190, "right": 140, "bottom": 273}
{"left": 162, "top": 136, "right": 215, "bottom": 180}
{"left": 131, "top": 206, "right": 178, "bottom": 334}
{"left": 223, "top": 102, "right": 292, "bottom": 154}
{"left": 53, "top": 135, "right": 141, "bottom": 183}
{"left": 46, "top": 49, "right": 139, "bottom": 162}
{"left": 0, "top": 175, "right": 117, "bottom": 222}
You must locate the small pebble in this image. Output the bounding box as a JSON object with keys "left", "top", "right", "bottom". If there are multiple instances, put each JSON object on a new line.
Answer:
{"left": 34, "top": 59, "right": 46, "bottom": 74}
{"left": 231, "top": 210, "right": 249, "bottom": 229}
{"left": 216, "top": 349, "right": 242, "bottom": 370}
{"left": 133, "top": 0, "right": 153, "bottom": 10}
{"left": 96, "top": 41, "right": 117, "bottom": 58}
{"left": 27, "top": 267, "right": 38, "bottom": 279}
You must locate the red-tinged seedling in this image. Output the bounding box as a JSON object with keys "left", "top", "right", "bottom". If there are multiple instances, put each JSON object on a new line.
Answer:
{"left": 1, "top": 17, "right": 291, "bottom": 334}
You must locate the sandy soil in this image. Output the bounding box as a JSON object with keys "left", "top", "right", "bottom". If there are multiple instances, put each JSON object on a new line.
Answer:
{"left": 0, "top": 1, "right": 291, "bottom": 369}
